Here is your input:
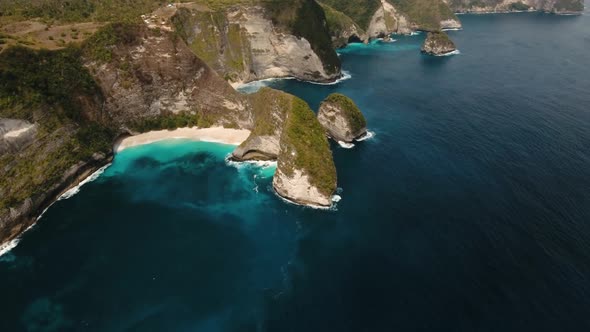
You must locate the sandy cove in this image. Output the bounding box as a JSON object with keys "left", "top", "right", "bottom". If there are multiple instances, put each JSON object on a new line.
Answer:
{"left": 115, "top": 127, "right": 251, "bottom": 152}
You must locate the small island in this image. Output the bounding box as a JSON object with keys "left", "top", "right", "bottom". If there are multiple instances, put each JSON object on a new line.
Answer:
{"left": 317, "top": 93, "right": 367, "bottom": 143}
{"left": 421, "top": 31, "right": 457, "bottom": 56}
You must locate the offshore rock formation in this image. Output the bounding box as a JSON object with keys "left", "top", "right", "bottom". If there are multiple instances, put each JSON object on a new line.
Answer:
{"left": 318, "top": 93, "right": 367, "bottom": 143}
{"left": 232, "top": 88, "right": 337, "bottom": 207}
{"left": 273, "top": 98, "right": 337, "bottom": 207}
{"left": 0, "top": 19, "right": 339, "bottom": 247}
{"left": 447, "top": 0, "right": 584, "bottom": 14}
{"left": 421, "top": 31, "right": 457, "bottom": 55}
{"left": 170, "top": 0, "right": 341, "bottom": 85}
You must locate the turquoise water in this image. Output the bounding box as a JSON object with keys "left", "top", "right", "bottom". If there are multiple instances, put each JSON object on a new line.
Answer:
{"left": 2, "top": 11, "right": 590, "bottom": 332}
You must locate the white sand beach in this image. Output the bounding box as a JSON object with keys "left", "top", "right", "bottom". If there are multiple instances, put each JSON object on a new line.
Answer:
{"left": 115, "top": 127, "right": 251, "bottom": 153}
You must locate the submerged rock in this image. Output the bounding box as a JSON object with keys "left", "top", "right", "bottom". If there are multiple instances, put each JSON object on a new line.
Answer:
{"left": 421, "top": 31, "right": 457, "bottom": 56}
{"left": 317, "top": 93, "right": 367, "bottom": 143}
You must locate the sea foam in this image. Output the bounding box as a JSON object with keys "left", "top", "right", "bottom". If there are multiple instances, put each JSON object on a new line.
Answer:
{"left": 236, "top": 71, "right": 352, "bottom": 93}
{"left": 0, "top": 223, "right": 36, "bottom": 258}
{"left": 58, "top": 163, "right": 112, "bottom": 201}
{"left": 338, "top": 141, "right": 355, "bottom": 149}
{"left": 356, "top": 131, "right": 375, "bottom": 142}
{"left": 435, "top": 50, "right": 461, "bottom": 57}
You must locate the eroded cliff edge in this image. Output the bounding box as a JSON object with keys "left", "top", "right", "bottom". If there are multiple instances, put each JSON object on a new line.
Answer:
{"left": 0, "top": 21, "right": 339, "bottom": 246}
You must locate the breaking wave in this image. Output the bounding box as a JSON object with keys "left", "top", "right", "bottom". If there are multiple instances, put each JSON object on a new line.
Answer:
{"left": 338, "top": 141, "right": 355, "bottom": 149}
{"left": 435, "top": 49, "right": 461, "bottom": 57}
{"left": 58, "top": 164, "right": 112, "bottom": 201}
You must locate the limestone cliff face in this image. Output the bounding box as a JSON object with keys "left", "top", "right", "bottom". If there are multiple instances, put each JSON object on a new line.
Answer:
{"left": 232, "top": 88, "right": 337, "bottom": 207}
{"left": 421, "top": 31, "right": 457, "bottom": 55}
{"left": 321, "top": 0, "right": 462, "bottom": 42}
{"left": 232, "top": 88, "right": 290, "bottom": 161}
{"left": 446, "top": 0, "right": 584, "bottom": 14}
{"left": 318, "top": 93, "right": 367, "bottom": 143}
{"left": 171, "top": 1, "right": 341, "bottom": 85}
{"left": 85, "top": 24, "right": 251, "bottom": 129}
{"left": 273, "top": 98, "right": 337, "bottom": 207}
{"left": 0, "top": 19, "right": 341, "bottom": 246}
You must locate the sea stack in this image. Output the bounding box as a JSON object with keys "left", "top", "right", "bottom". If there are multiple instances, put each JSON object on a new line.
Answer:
{"left": 317, "top": 93, "right": 367, "bottom": 143}
{"left": 421, "top": 31, "right": 457, "bottom": 56}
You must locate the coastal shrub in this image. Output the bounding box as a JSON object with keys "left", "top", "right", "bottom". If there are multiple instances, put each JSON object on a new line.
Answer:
{"left": 265, "top": 0, "right": 341, "bottom": 75}
{"left": 324, "top": 93, "right": 366, "bottom": 133}
{"left": 281, "top": 97, "right": 337, "bottom": 197}
{"left": 320, "top": 0, "right": 381, "bottom": 30}
{"left": 509, "top": 2, "right": 530, "bottom": 10}
{"left": 82, "top": 23, "right": 139, "bottom": 62}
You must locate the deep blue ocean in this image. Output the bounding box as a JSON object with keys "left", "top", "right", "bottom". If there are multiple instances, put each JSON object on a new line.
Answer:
{"left": 2, "top": 11, "right": 590, "bottom": 332}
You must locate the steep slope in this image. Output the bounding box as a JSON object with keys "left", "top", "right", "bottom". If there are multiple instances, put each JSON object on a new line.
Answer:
{"left": 0, "top": 21, "right": 341, "bottom": 246}
{"left": 171, "top": 0, "right": 341, "bottom": 85}
{"left": 447, "top": 0, "right": 584, "bottom": 13}
{"left": 321, "top": 0, "right": 461, "bottom": 40}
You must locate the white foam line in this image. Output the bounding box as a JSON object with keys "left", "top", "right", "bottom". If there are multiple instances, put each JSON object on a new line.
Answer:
{"left": 338, "top": 141, "right": 355, "bottom": 149}
{"left": 236, "top": 71, "right": 352, "bottom": 91}
{"left": 0, "top": 223, "right": 36, "bottom": 258}
{"left": 58, "top": 163, "right": 112, "bottom": 201}
{"left": 356, "top": 131, "right": 375, "bottom": 142}
{"left": 0, "top": 163, "right": 113, "bottom": 258}
{"left": 442, "top": 28, "right": 463, "bottom": 31}
{"left": 225, "top": 156, "right": 277, "bottom": 170}
{"left": 0, "top": 239, "right": 19, "bottom": 258}
{"left": 274, "top": 191, "right": 336, "bottom": 210}
{"left": 435, "top": 49, "right": 461, "bottom": 57}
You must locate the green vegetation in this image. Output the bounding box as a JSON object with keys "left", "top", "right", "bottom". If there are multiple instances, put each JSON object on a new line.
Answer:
{"left": 248, "top": 87, "right": 291, "bottom": 136}
{"left": 0, "top": 45, "right": 115, "bottom": 211}
{"left": 388, "top": 0, "right": 457, "bottom": 31}
{"left": 0, "top": 0, "right": 191, "bottom": 23}
{"left": 281, "top": 97, "right": 337, "bottom": 197}
{"left": 324, "top": 93, "right": 366, "bottom": 133}
{"left": 320, "top": 2, "right": 364, "bottom": 47}
{"left": 172, "top": 8, "right": 249, "bottom": 82}
{"left": 81, "top": 22, "right": 139, "bottom": 62}
{"left": 320, "top": 0, "right": 381, "bottom": 30}
{"left": 509, "top": 1, "right": 531, "bottom": 10}
{"left": 554, "top": 0, "right": 584, "bottom": 12}
{"left": 265, "top": 0, "right": 341, "bottom": 75}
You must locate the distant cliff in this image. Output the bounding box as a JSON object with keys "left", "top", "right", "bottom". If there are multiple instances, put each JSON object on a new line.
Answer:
{"left": 320, "top": 0, "right": 462, "bottom": 44}
{"left": 446, "top": 0, "right": 584, "bottom": 14}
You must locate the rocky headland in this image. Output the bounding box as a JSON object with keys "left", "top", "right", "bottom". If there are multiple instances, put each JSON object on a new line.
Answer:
{"left": 0, "top": 0, "right": 585, "bottom": 246}
{"left": 421, "top": 30, "right": 457, "bottom": 55}
{"left": 318, "top": 93, "right": 368, "bottom": 143}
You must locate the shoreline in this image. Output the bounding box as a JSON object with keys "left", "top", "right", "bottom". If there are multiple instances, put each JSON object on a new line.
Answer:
{"left": 115, "top": 127, "right": 251, "bottom": 153}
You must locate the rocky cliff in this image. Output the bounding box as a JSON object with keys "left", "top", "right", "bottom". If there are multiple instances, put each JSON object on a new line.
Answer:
{"left": 421, "top": 30, "right": 457, "bottom": 55}
{"left": 273, "top": 98, "right": 337, "bottom": 207}
{"left": 446, "top": 0, "right": 584, "bottom": 14}
{"left": 317, "top": 93, "right": 367, "bottom": 143}
{"left": 321, "top": 0, "right": 462, "bottom": 43}
{"left": 170, "top": 0, "right": 341, "bottom": 85}
{"left": 0, "top": 19, "right": 340, "bottom": 247}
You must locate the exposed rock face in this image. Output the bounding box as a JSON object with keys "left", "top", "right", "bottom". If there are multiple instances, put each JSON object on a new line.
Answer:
{"left": 320, "top": 2, "right": 367, "bottom": 48}
{"left": 446, "top": 0, "right": 584, "bottom": 14}
{"left": 274, "top": 168, "right": 333, "bottom": 207}
{"left": 86, "top": 24, "right": 250, "bottom": 128}
{"left": 318, "top": 93, "right": 367, "bottom": 143}
{"left": 0, "top": 119, "right": 37, "bottom": 155}
{"left": 421, "top": 31, "right": 457, "bottom": 55}
{"left": 231, "top": 88, "right": 290, "bottom": 161}
{"left": 171, "top": 1, "right": 341, "bottom": 85}
{"left": 273, "top": 98, "right": 337, "bottom": 207}
{"left": 321, "top": 0, "right": 462, "bottom": 42}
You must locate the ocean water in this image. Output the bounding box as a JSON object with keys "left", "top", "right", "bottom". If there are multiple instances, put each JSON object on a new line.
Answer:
{"left": 2, "top": 12, "right": 590, "bottom": 332}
